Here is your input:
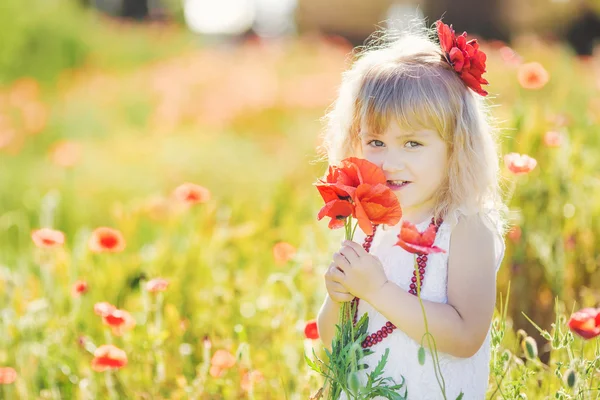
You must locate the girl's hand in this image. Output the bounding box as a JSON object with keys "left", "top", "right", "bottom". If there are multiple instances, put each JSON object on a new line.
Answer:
{"left": 324, "top": 262, "right": 355, "bottom": 303}
{"left": 332, "top": 240, "right": 389, "bottom": 302}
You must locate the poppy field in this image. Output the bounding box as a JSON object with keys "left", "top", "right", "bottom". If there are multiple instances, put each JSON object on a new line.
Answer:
{"left": 2, "top": 10, "right": 600, "bottom": 400}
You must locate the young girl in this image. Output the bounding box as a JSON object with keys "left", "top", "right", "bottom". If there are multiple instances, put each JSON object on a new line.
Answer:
{"left": 316, "top": 20, "right": 507, "bottom": 400}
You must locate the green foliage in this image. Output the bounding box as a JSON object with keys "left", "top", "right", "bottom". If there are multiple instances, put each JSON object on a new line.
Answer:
{"left": 0, "top": 0, "right": 89, "bottom": 85}
{"left": 2, "top": 13, "right": 600, "bottom": 397}
{"left": 305, "top": 309, "right": 406, "bottom": 399}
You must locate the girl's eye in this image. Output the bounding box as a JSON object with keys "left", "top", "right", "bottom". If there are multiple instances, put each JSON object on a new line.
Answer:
{"left": 405, "top": 141, "right": 422, "bottom": 148}
{"left": 367, "top": 140, "right": 385, "bottom": 147}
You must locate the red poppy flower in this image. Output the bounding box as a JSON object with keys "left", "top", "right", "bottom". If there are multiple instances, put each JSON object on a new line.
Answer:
{"left": 88, "top": 227, "right": 126, "bottom": 253}
{"left": 504, "top": 153, "right": 537, "bottom": 175}
{"left": 315, "top": 157, "right": 392, "bottom": 230}
{"left": 567, "top": 308, "right": 600, "bottom": 340}
{"left": 91, "top": 344, "right": 128, "bottom": 372}
{"left": 436, "top": 20, "right": 489, "bottom": 96}
{"left": 352, "top": 184, "right": 402, "bottom": 236}
{"left": 335, "top": 157, "right": 387, "bottom": 190}
{"left": 102, "top": 308, "right": 136, "bottom": 336}
{"left": 173, "top": 182, "right": 211, "bottom": 205}
{"left": 0, "top": 367, "right": 17, "bottom": 384}
{"left": 146, "top": 278, "right": 169, "bottom": 293}
{"left": 71, "top": 280, "right": 89, "bottom": 298}
{"left": 316, "top": 157, "right": 387, "bottom": 201}
{"left": 304, "top": 319, "right": 319, "bottom": 340}
{"left": 317, "top": 199, "right": 354, "bottom": 229}
{"left": 395, "top": 221, "right": 446, "bottom": 255}
{"left": 94, "top": 302, "right": 116, "bottom": 317}
{"left": 316, "top": 165, "right": 353, "bottom": 201}
{"left": 31, "top": 228, "right": 65, "bottom": 248}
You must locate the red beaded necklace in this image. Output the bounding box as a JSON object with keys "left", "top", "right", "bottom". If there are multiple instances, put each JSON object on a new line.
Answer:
{"left": 351, "top": 217, "right": 442, "bottom": 349}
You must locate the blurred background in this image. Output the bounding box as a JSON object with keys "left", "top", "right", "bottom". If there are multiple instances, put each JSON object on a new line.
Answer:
{"left": 2, "top": 0, "right": 600, "bottom": 398}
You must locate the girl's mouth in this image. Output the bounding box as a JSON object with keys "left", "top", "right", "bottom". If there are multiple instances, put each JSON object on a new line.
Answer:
{"left": 386, "top": 180, "right": 411, "bottom": 190}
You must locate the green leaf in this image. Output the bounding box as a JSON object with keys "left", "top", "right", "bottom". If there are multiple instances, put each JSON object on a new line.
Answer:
{"left": 370, "top": 348, "right": 390, "bottom": 380}
{"left": 456, "top": 392, "right": 464, "bottom": 400}
{"left": 418, "top": 346, "right": 426, "bottom": 366}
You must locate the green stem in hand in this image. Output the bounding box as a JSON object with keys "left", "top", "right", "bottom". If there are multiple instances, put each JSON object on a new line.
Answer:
{"left": 350, "top": 219, "right": 359, "bottom": 241}
{"left": 414, "top": 255, "right": 447, "bottom": 399}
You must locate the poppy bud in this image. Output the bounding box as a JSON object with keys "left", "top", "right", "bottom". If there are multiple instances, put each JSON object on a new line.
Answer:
{"left": 521, "top": 336, "right": 538, "bottom": 360}
{"left": 347, "top": 371, "right": 361, "bottom": 395}
{"left": 563, "top": 368, "right": 576, "bottom": 388}
{"left": 418, "top": 346, "right": 426, "bottom": 365}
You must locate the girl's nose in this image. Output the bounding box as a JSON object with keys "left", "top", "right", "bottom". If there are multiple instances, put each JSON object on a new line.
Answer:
{"left": 382, "top": 155, "right": 405, "bottom": 172}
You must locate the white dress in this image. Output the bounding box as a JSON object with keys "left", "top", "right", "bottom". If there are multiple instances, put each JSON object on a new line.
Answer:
{"left": 338, "top": 211, "right": 506, "bottom": 400}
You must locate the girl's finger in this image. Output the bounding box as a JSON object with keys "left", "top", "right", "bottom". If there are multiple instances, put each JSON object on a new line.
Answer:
{"left": 327, "top": 270, "right": 346, "bottom": 284}
{"left": 342, "top": 240, "right": 368, "bottom": 257}
{"left": 326, "top": 261, "right": 345, "bottom": 275}
{"left": 333, "top": 292, "right": 354, "bottom": 302}
{"left": 333, "top": 252, "right": 350, "bottom": 271}
{"left": 340, "top": 245, "right": 360, "bottom": 264}
{"left": 331, "top": 281, "right": 348, "bottom": 292}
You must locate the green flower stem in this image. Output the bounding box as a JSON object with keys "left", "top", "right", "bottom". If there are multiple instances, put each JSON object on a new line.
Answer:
{"left": 105, "top": 370, "right": 119, "bottom": 400}
{"left": 351, "top": 219, "right": 359, "bottom": 240}
{"left": 327, "top": 217, "right": 361, "bottom": 400}
{"left": 414, "top": 255, "right": 447, "bottom": 399}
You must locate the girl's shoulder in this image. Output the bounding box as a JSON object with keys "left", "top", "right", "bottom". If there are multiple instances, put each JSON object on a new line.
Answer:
{"left": 446, "top": 207, "right": 506, "bottom": 273}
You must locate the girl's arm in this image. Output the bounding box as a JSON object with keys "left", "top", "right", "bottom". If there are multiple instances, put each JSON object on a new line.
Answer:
{"left": 364, "top": 213, "right": 499, "bottom": 358}
{"left": 316, "top": 294, "right": 343, "bottom": 352}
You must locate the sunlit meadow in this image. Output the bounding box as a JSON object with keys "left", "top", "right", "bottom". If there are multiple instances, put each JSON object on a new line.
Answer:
{"left": 2, "top": 6, "right": 600, "bottom": 399}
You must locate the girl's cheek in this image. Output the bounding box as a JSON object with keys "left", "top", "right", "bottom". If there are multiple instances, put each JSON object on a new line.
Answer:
{"left": 362, "top": 150, "right": 383, "bottom": 166}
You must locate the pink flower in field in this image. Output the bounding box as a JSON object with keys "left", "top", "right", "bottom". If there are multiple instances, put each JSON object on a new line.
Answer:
{"left": 50, "top": 140, "right": 82, "bottom": 168}
{"left": 173, "top": 183, "right": 211, "bottom": 205}
{"left": 20, "top": 101, "right": 48, "bottom": 134}
{"left": 241, "top": 369, "right": 265, "bottom": 392}
{"left": 504, "top": 153, "right": 537, "bottom": 175}
{"left": 272, "top": 242, "right": 297, "bottom": 265}
{"left": 102, "top": 308, "right": 136, "bottom": 336}
{"left": 94, "top": 302, "right": 116, "bottom": 317}
{"left": 91, "top": 344, "right": 128, "bottom": 372}
{"left": 210, "top": 350, "right": 236, "bottom": 378}
{"left": 517, "top": 62, "right": 549, "bottom": 90}
{"left": 0, "top": 367, "right": 17, "bottom": 384}
{"left": 543, "top": 131, "right": 563, "bottom": 148}
{"left": 146, "top": 278, "right": 169, "bottom": 293}
{"left": 71, "top": 280, "right": 89, "bottom": 297}
{"left": 31, "top": 228, "right": 65, "bottom": 248}
{"left": 507, "top": 226, "right": 522, "bottom": 243}
{"left": 88, "top": 227, "right": 126, "bottom": 253}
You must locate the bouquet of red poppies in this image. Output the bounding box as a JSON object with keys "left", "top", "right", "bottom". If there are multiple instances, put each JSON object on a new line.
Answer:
{"left": 307, "top": 157, "right": 406, "bottom": 400}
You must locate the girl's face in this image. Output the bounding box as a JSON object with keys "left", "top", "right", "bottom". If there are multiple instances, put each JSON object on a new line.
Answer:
{"left": 360, "top": 122, "right": 449, "bottom": 223}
